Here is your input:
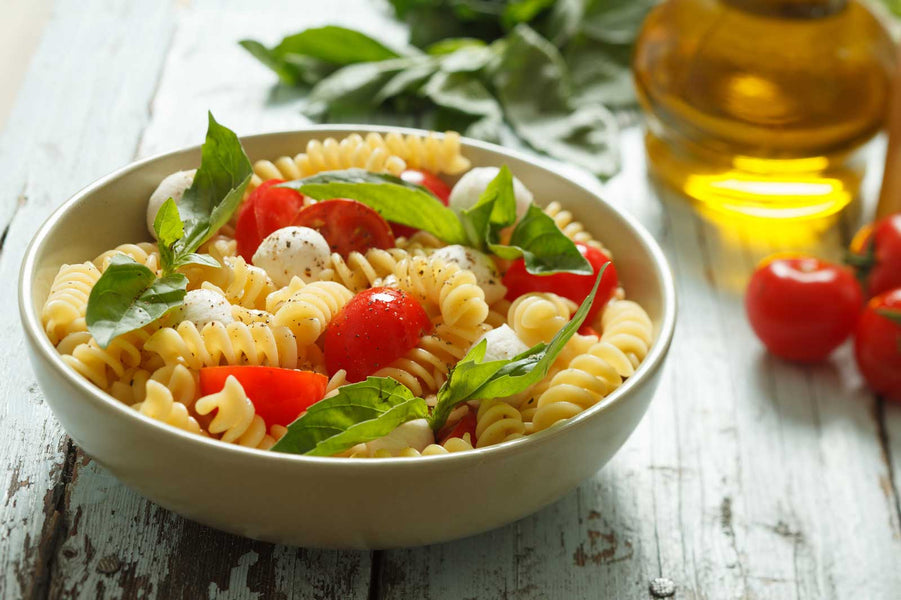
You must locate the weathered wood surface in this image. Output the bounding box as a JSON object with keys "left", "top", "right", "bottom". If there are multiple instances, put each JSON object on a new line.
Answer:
{"left": 2, "top": 1, "right": 901, "bottom": 599}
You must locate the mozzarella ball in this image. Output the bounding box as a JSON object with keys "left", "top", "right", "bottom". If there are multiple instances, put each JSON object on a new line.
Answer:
{"left": 177, "top": 289, "right": 234, "bottom": 328}
{"left": 146, "top": 169, "right": 196, "bottom": 238}
{"left": 365, "top": 418, "right": 434, "bottom": 454}
{"left": 448, "top": 167, "right": 533, "bottom": 220}
{"left": 252, "top": 226, "right": 331, "bottom": 287}
{"left": 475, "top": 324, "right": 529, "bottom": 362}
{"left": 431, "top": 245, "right": 506, "bottom": 304}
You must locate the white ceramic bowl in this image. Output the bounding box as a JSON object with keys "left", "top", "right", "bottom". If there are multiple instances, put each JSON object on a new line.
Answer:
{"left": 19, "top": 126, "right": 676, "bottom": 549}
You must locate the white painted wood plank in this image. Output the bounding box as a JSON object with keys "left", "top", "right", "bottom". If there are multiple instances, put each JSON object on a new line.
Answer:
{"left": 0, "top": 1, "right": 176, "bottom": 597}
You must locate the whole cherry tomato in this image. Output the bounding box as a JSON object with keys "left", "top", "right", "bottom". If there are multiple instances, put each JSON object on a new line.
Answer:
{"left": 323, "top": 287, "right": 433, "bottom": 382}
{"left": 847, "top": 213, "right": 901, "bottom": 297}
{"left": 198, "top": 366, "right": 327, "bottom": 426}
{"left": 503, "top": 243, "right": 618, "bottom": 323}
{"left": 392, "top": 169, "right": 451, "bottom": 239}
{"left": 234, "top": 179, "right": 305, "bottom": 261}
{"left": 854, "top": 289, "right": 901, "bottom": 403}
{"left": 293, "top": 199, "right": 395, "bottom": 256}
{"left": 746, "top": 255, "right": 863, "bottom": 362}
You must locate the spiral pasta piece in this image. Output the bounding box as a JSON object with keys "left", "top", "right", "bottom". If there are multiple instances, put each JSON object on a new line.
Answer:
{"left": 42, "top": 262, "right": 102, "bottom": 345}
{"left": 543, "top": 202, "right": 607, "bottom": 253}
{"left": 379, "top": 131, "right": 470, "bottom": 174}
{"left": 393, "top": 254, "right": 488, "bottom": 328}
{"left": 389, "top": 434, "right": 475, "bottom": 457}
{"left": 199, "top": 256, "right": 275, "bottom": 310}
{"left": 264, "top": 276, "right": 307, "bottom": 313}
{"left": 59, "top": 328, "right": 155, "bottom": 390}
{"left": 132, "top": 380, "right": 204, "bottom": 435}
{"left": 475, "top": 398, "right": 526, "bottom": 448}
{"left": 144, "top": 321, "right": 299, "bottom": 370}
{"left": 597, "top": 300, "right": 654, "bottom": 376}
{"left": 530, "top": 340, "right": 624, "bottom": 433}
{"left": 272, "top": 281, "right": 353, "bottom": 345}
{"left": 320, "top": 248, "right": 419, "bottom": 293}
{"left": 93, "top": 242, "right": 160, "bottom": 273}
{"left": 108, "top": 367, "right": 152, "bottom": 405}
{"left": 507, "top": 293, "right": 576, "bottom": 347}
{"left": 182, "top": 235, "right": 239, "bottom": 289}
{"left": 194, "top": 375, "right": 272, "bottom": 447}
{"left": 373, "top": 320, "right": 490, "bottom": 397}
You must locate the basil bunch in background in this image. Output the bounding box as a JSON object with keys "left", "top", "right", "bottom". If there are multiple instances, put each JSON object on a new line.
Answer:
{"left": 240, "top": 0, "right": 656, "bottom": 179}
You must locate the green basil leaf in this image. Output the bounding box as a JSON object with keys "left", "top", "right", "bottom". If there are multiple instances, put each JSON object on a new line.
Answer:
{"left": 429, "top": 265, "right": 605, "bottom": 431}
{"left": 86, "top": 255, "right": 187, "bottom": 348}
{"left": 239, "top": 39, "right": 310, "bottom": 86}
{"left": 426, "top": 37, "right": 487, "bottom": 55}
{"left": 502, "top": 0, "right": 557, "bottom": 29}
{"left": 421, "top": 71, "right": 504, "bottom": 141}
{"left": 492, "top": 25, "right": 619, "bottom": 178}
{"left": 302, "top": 58, "right": 417, "bottom": 119}
{"left": 172, "top": 253, "right": 220, "bottom": 270}
{"left": 271, "top": 377, "right": 428, "bottom": 456}
{"left": 153, "top": 198, "right": 183, "bottom": 275}
{"left": 458, "top": 164, "right": 517, "bottom": 248}
{"left": 275, "top": 26, "right": 404, "bottom": 65}
{"left": 285, "top": 169, "right": 469, "bottom": 244}
{"left": 175, "top": 112, "right": 253, "bottom": 255}
{"left": 490, "top": 203, "right": 592, "bottom": 274}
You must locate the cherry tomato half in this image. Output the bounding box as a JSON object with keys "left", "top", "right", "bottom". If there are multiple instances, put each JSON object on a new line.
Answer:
{"left": 391, "top": 169, "right": 452, "bottom": 239}
{"left": 293, "top": 198, "right": 395, "bottom": 256}
{"left": 503, "top": 243, "right": 618, "bottom": 323}
{"left": 199, "top": 366, "right": 328, "bottom": 426}
{"left": 848, "top": 213, "right": 901, "bottom": 297}
{"left": 235, "top": 179, "right": 305, "bottom": 261}
{"left": 438, "top": 407, "right": 477, "bottom": 446}
{"left": 854, "top": 289, "right": 901, "bottom": 403}
{"left": 746, "top": 255, "right": 863, "bottom": 362}
{"left": 324, "top": 287, "right": 432, "bottom": 382}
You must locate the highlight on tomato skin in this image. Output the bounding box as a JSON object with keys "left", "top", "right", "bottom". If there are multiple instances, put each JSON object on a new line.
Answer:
{"left": 323, "top": 287, "right": 433, "bottom": 382}
{"left": 745, "top": 254, "right": 863, "bottom": 363}
{"left": 854, "top": 289, "right": 901, "bottom": 403}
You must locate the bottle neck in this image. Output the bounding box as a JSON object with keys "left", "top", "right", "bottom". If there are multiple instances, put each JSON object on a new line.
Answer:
{"left": 723, "top": 0, "right": 848, "bottom": 18}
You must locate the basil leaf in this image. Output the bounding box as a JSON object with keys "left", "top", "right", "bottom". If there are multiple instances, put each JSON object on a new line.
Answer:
{"left": 275, "top": 26, "right": 404, "bottom": 65}
{"left": 459, "top": 164, "right": 517, "bottom": 248}
{"left": 492, "top": 25, "right": 619, "bottom": 178}
{"left": 421, "top": 71, "right": 504, "bottom": 142}
{"left": 429, "top": 265, "right": 605, "bottom": 431}
{"left": 271, "top": 377, "right": 428, "bottom": 456}
{"left": 153, "top": 198, "right": 183, "bottom": 275}
{"left": 490, "top": 204, "right": 592, "bottom": 274}
{"left": 285, "top": 169, "right": 469, "bottom": 244}
{"left": 86, "top": 255, "right": 187, "bottom": 348}
{"left": 171, "top": 253, "right": 220, "bottom": 270}
{"left": 238, "top": 40, "right": 312, "bottom": 86}
{"left": 175, "top": 112, "right": 253, "bottom": 255}
{"left": 426, "top": 38, "right": 487, "bottom": 56}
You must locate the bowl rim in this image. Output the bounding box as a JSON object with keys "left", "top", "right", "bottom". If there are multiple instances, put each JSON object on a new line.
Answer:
{"left": 19, "top": 124, "right": 677, "bottom": 468}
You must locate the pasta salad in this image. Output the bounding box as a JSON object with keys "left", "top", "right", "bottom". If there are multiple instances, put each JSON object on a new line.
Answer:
{"left": 41, "top": 114, "right": 653, "bottom": 458}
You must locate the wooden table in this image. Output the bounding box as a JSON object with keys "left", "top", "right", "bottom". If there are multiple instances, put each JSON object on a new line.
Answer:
{"left": 3, "top": 1, "right": 901, "bottom": 598}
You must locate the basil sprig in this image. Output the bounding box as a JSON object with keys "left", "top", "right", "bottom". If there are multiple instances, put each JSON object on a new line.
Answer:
{"left": 272, "top": 268, "right": 606, "bottom": 456}
{"left": 283, "top": 166, "right": 591, "bottom": 275}
{"left": 85, "top": 113, "right": 251, "bottom": 348}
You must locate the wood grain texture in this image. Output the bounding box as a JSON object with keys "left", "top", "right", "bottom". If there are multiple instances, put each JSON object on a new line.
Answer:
{"left": 3, "top": 0, "right": 901, "bottom": 599}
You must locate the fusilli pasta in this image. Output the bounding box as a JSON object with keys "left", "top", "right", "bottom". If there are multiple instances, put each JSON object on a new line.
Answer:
{"left": 195, "top": 375, "right": 274, "bottom": 447}
{"left": 200, "top": 256, "right": 275, "bottom": 310}
{"left": 507, "top": 292, "right": 576, "bottom": 347}
{"left": 42, "top": 262, "right": 101, "bottom": 345}
{"left": 393, "top": 254, "right": 489, "bottom": 328}
{"left": 132, "top": 380, "right": 204, "bottom": 435}
{"left": 272, "top": 281, "right": 353, "bottom": 345}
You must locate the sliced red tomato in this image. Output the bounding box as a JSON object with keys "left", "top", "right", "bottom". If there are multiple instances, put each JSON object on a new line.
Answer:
{"left": 391, "top": 169, "right": 451, "bottom": 238}
{"left": 854, "top": 289, "right": 901, "bottom": 402}
{"left": 323, "top": 287, "right": 432, "bottom": 382}
{"left": 438, "top": 407, "right": 477, "bottom": 446}
{"left": 235, "top": 179, "right": 305, "bottom": 262}
{"left": 199, "top": 366, "right": 328, "bottom": 427}
{"left": 254, "top": 181, "right": 305, "bottom": 242}
{"left": 503, "top": 243, "right": 618, "bottom": 323}
{"left": 745, "top": 255, "right": 862, "bottom": 362}
{"left": 293, "top": 198, "right": 395, "bottom": 256}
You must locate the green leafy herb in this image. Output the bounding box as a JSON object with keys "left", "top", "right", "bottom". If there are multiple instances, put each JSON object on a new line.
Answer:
{"left": 241, "top": 1, "right": 655, "bottom": 179}
{"left": 491, "top": 204, "right": 592, "bottom": 274}
{"left": 459, "top": 164, "right": 517, "bottom": 247}
{"left": 285, "top": 169, "right": 469, "bottom": 244}
{"left": 271, "top": 377, "right": 429, "bottom": 456}
{"left": 86, "top": 114, "right": 248, "bottom": 347}
{"left": 85, "top": 255, "right": 187, "bottom": 348}
{"left": 175, "top": 112, "right": 253, "bottom": 256}
{"left": 429, "top": 264, "right": 605, "bottom": 431}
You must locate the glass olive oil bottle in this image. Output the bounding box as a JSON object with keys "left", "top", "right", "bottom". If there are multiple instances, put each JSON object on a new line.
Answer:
{"left": 633, "top": 0, "right": 894, "bottom": 219}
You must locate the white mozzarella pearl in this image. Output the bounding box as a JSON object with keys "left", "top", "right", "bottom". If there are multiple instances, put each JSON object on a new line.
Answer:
{"left": 431, "top": 245, "right": 506, "bottom": 304}
{"left": 448, "top": 167, "right": 533, "bottom": 220}
{"left": 252, "top": 226, "right": 331, "bottom": 288}
{"left": 146, "top": 169, "right": 196, "bottom": 238}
